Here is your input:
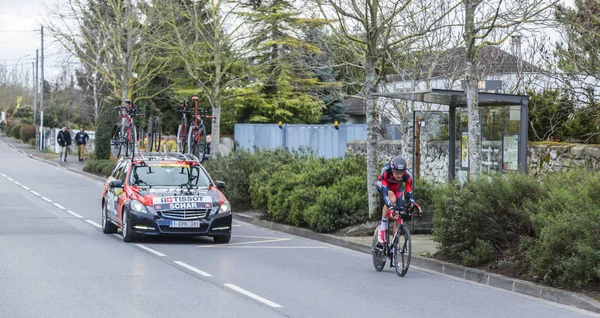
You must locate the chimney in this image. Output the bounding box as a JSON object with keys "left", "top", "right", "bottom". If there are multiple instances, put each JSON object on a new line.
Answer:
{"left": 511, "top": 34, "right": 522, "bottom": 58}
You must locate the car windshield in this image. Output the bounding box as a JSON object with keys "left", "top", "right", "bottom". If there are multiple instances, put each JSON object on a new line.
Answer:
{"left": 130, "top": 164, "right": 211, "bottom": 188}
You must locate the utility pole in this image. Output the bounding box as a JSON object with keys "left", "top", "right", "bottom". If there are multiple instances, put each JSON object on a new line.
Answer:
{"left": 33, "top": 49, "right": 38, "bottom": 126}
{"left": 39, "top": 26, "right": 45, "bottom": 150}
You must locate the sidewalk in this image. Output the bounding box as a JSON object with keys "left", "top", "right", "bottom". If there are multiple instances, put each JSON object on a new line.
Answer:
{"left": 2, "top": 134, "right": 599, "bottom": 314}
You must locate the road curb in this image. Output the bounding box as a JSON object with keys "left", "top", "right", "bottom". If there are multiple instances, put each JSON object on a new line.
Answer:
{"left": 24, "top": 153, "right": 107, "bottom": 182}
{"left": 27, "top": 154, "right": 61, "bottom": 168}
{"left": 233, "top": 213, "right": 600, "bottom": 314}
{"left": 65, "top": 167, "right": 107, "bottom": 183}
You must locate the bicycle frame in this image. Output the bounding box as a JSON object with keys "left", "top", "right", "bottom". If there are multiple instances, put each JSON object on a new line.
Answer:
{"left": 112, "top": 100, "right": 138, "bottom": 158}
{"left": 190, "top": 97, "right": 213, "bottom": 143}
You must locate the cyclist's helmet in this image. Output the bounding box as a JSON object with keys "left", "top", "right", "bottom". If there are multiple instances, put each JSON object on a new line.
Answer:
{"left": 390, "top": 156, "right": 407, "bottom": 172}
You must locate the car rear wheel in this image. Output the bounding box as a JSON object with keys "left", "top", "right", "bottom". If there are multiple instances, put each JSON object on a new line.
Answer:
{"left": 102, "top": 204, "right": 117, "bottom": 234}
{"left": 122, "top": 210, "right": 136, "bottom": 242}
{"left": 213, "top": 233, "right": 231, "bottom": 244}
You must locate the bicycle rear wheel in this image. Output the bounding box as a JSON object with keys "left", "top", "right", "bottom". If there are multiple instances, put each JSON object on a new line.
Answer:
{"left": 177, "top": 123, "right": 187, "bottom": 154}
{"left": 371, "top": 225, "right": 386, "bottom": 271}
{"left": 393, "top": 224, "right": 412, "bottom": 277}
{"left": 110, "top": 124, "right": 122, "bottom": 159}
{"left": 190, "top": 126, "right": 207, "bottom": 162}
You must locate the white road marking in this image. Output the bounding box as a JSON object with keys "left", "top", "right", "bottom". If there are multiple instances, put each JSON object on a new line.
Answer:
{"left": 86, "top": 220, "right": 102, "bottom": 228}
{"left": 14, "top": 181, "right": 21, "bottom": 185}
{"left": 0, "top": 173, "right": 6, "bottom": 177}
{"left": 232, "top": 224, "right": 242, "bottom": 227}
{"left": 174, "top": 261, "right": 213, "bottom": 277}
{"left": 217, "top": 246, "right": 327, "bottom": 249}
{"left": 66, "top": 210, "right": 83, "bottom": 218}
{"left": 21, "top": 185, "right": 30, "bottom": 190}
{"left": 224, "top": 284, "right": 282, "bottom": 308}
{"left": 198, "top": 238, "right": 291, "bottom": 248}
{"left": 41, "top": 197, "right": 52, "bottom": 203}
{"left": 136, "top": 244, "right": 166, "bottom": 257}
{"left": 233, "top": 235, "right": 291, "bottom": 239}
{"left": 53, "top": 203, "right": 65, "bottom": 210}
{"left": 30, "top": 191, "right": 40, "bottom": 196}
{"left": 112, "top": 234, "right": 121, "bottom": 239}
{"left": 6, "top": 177, "right": 14, "bottom": 181}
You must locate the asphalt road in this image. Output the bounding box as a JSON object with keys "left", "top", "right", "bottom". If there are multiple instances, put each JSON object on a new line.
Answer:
{"left": 0, "top": 140, "right": 597, "bottom": 318}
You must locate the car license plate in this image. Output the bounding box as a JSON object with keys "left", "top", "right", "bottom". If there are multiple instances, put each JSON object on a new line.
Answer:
{"left": 170, "top": 221, "right": 200, "bottom": 228}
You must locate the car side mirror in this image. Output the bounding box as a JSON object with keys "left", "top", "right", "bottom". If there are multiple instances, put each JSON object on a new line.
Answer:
{"left": 215, "top": 181, "right": 226, "bottom": 190}
{"left": 109, "top": 180, "right": 123, "bottom": 188}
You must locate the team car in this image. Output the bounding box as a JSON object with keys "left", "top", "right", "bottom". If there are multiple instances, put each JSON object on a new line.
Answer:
{"left": 101, "top": 152, "right": 232, "bottom": 243}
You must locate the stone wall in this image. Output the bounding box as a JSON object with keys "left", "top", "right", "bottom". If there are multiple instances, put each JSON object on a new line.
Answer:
{"left": 348, "top": 140, "right": 600, "bottom": 183}
{"left": 529, "top": 143, "right": 600, "bottom": 175}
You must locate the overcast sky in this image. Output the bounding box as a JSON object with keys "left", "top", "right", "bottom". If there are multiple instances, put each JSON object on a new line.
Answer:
{"left": 0, "top": 0, "right": 574, "bottom": 85}
{"left": 0, "top": 0, "right": 64, "bottom": 83}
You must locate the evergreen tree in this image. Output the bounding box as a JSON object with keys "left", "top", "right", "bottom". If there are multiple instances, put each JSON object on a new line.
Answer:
{"left": 555, "top": 0, "right": 600, "bottom": 78}
{"left": 238, "top": 0, "right": 327, "bottom": 124}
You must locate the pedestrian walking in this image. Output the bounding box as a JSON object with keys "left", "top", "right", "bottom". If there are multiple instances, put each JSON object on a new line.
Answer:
{"left": 57, "top": 127, "right": 72, "bottom": 162}
{"left": 75, "top": 128, "right": 89, "bottom": 162}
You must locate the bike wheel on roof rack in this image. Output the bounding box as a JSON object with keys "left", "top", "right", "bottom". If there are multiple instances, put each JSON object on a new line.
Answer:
{"left": 110, "top": 124, "right": 122, "bottom": 159}
{"left": 190, "top": 126, "right": 207, "bottom": 163}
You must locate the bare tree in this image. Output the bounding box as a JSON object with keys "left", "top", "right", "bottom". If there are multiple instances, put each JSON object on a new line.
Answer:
{"left": 154, "top": 0, "right": 259, "bottom": 156}
{"left": 461, "top": 0, "right": 556, "bottom": 178}
{"left": 315, "top": 0, "right": 460, "bottom": 217}
{"left": 47, "top": 0, "right": 169, "bottom": 104}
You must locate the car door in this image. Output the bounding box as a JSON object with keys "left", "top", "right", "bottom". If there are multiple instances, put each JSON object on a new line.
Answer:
{"left": 114, "top": 161, "right": 129, "bottom": 218}
{"left": 106, "top": 161, "right": 126, "bottom": 216}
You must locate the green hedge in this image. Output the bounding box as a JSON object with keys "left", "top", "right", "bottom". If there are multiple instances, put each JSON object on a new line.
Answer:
{"left": 10, "top": 124, "right": 23, "bottom": 139}
{"left": 432, "top": 169, "right": 600, "bottom": 290}
{"left": 523, "top": 170, "right": 600, "bottom": 288}
{"left": 432, "top": 173, "right": 543, "bottom": 265}
{"left": 83, "top": 159, "right": 117, "bottom": 177}
{"left": 19, "top": 125, "right": 36, "bottom": 144}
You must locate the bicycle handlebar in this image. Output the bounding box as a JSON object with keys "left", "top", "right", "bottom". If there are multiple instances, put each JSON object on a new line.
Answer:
{"left": 388, "top": 203, "right": 422, "bottom": 220}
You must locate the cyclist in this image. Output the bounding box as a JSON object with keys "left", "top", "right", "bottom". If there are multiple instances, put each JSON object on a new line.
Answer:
{"left": 375, "top": 156, "right": 416, "bottom": 245}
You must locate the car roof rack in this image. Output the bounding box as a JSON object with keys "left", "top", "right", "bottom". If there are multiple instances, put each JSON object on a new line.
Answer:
{"left": 134, "top": 151, "right": 200, "bottom": 163}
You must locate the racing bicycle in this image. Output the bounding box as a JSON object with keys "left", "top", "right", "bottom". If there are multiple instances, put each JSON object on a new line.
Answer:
{"left": 371, "top": 202, "right": 422, "bottom": 277}
{"left": 175, "top": 101, "right": 190, "bottom": 154}
{"left": 187, "top": 96, "right": 213, "bottom": 162}
{"left": 111, "top": 99, "right": 139, "bottom": 158}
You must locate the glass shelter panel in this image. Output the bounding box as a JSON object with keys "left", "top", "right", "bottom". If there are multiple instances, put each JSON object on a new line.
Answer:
{"left": 481, "top": 106, "right": 521, "bottom": 174}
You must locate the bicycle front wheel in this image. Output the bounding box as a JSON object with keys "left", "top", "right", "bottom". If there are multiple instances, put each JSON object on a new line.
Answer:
{"left": 371, "top": 225, "right": 386, "bottom": 271}
{"left": 124, "top": 124, "right": 137, "bottom": 157}
{"left": 393, "top": 224, "right": 412, "bottom": 277}
{"left": 110, "top": 124, "right": 122, "bottom": 159}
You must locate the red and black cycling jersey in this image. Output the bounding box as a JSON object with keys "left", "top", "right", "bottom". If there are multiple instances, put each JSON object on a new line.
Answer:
{"left": 376, "top": 161, "right": 414, "bottom": 208}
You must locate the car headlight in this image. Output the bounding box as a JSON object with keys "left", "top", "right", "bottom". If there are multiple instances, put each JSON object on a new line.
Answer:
{"left": 130, "top": 200, "right": 146, "bottom": 213}
{"left": 210, "top": 200, "right": 231, "bottom": 215}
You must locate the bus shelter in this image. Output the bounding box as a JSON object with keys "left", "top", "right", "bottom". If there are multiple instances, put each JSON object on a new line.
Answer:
{"left": 374, "top": 89, "right": 529, "bottom": 179}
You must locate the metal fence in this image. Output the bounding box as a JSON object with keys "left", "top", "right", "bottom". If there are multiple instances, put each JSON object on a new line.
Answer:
{"left": 234, "top": 124, "right": 368, "bottom": 158}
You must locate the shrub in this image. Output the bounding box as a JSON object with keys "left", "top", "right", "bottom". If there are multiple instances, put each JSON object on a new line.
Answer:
{"left": 461, "top": 238, "right": 495, "bottom": 266}
{"left": 203, "top": 148, "right": 265, "bottom": 209}
{"left": 20, "top": 125, "right": 36, "bottom": 143}
{"left": 432, "top": 173, "right": 543, "bottom": 261}
{"left": 84, "top": 159, "right": 116, "bottom": 177}
{"left": 303, "top": 175, "right": 368, "bottom": 232}
{"left": 11, "top": 124, "right": 23, "bottom": 140}
{"left": 522, "top": 169, "right": 600, "bottom": 288}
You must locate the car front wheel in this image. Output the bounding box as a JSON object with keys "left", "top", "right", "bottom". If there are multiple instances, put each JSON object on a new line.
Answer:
{"left": 122, "top": 210, "right": 136, "bottom": 242}
{"left": 213, "top": 233, "right": 231, "bottom": 244}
